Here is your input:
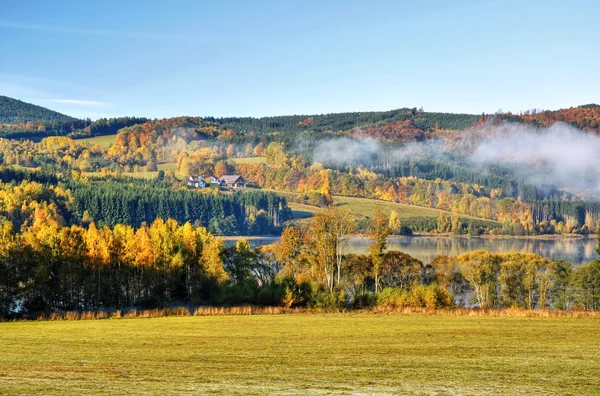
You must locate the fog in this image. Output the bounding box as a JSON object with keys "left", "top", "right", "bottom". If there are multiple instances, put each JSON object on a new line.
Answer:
{"left": 311, "top": 122, "right": 600, "bottom": 196}
{"left": 311, "top": 135, "right": 381, "bottom": 167}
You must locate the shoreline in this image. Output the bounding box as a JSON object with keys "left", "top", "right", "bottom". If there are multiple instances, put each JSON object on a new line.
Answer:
{"left": 220, "top": 233, "right": 595, "bottom": 241}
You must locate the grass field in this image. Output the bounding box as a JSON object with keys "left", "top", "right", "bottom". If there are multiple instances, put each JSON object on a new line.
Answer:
{"left": 333, "top": 195, "right": 449, "bottom": 219}
{"left": 83, "top": 162, "right": 182, "bottom": 180}
{"left": 231, "top": 156, "right": 267, "bottom": 164}
{"left": 0, "top": 314, "right": 598, "bottom": 395}
{"left": 287, "top": 201, "right": 324, "bottom": 222}
{"left": 286, "top": 194, "right": 498, "bottom": 225}
{"left": 122, "top": 162, "right": 182, "bottom": 179}
{"left": 77, "top": 134, "right": 117, "bottom": 149}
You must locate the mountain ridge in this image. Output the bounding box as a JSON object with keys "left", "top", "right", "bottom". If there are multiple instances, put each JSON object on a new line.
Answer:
{"left": 0, "top": 95, "right": 77, "bottom": 124}
{"left": 2, "top": 95, "right": 600, "bottom": 142}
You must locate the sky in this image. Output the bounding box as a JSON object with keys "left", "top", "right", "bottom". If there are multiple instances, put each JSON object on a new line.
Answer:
{"left": 1, "top": 0, "right": 599, "bottom": 120}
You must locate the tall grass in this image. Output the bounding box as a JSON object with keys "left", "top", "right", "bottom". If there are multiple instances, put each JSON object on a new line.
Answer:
{"left": 12, "top": 306, "right": 600, "bottom": 322}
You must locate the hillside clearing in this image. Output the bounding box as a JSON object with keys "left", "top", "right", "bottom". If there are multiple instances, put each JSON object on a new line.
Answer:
{"left": 231, "top": 156, "right": 267, "bottom": 164}
{"left": 121, "top": 162, "right": 181, "bottom": 179}
{"left": 284, "top": 193, "right": 499, "bottom": 225}
{"left": 0, "top": 314, "right": 597, "bottom": 395}
{"left": 76, "top": 134, "right": 117, "bottom": 148}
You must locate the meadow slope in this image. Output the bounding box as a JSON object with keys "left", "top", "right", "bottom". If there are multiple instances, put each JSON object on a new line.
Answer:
{"left": 0, "top": 314, "right": 598, "bottom": 395}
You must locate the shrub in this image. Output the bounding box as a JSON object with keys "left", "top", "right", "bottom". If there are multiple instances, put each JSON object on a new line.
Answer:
{"left": 377, "top": 285, "right": 453, "bottom": 309}
{"left": 352, "top": 291, "right": 376, "bottom": 308}
{"left": 310, "top": 290, "right": 343, "bottom": 309}
{"left": 377, "top": 287, "right": 409, "bottom": 308}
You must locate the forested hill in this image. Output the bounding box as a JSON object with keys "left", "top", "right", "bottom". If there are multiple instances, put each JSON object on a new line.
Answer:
{"left": 0, "top": 95, "right": 76, "bottom": 124}
{"left": 2, "top": 94, "right": 600, "bottom": 141}
{"left": 212, "top": 108, "right": 479, "bottom": 138}
{"left": 0, "top": 96, "right": 148, "bottom": 140}
{"left": 500, "top": 104, "right": 600, "bottom": 133}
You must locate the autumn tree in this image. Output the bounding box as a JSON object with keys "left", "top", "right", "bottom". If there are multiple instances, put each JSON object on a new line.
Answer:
{"left": 0, "top": 219, "right": 18, "bottom": 315}
{"left": 265, "top": 142, "right": 287, "bottom": 168}
{"left": 379, "top": 251, "right": 423, "bottom": 290}
{"left": 458, "top": 250, "right": 500, "bottom": 308}
{"left": 388, "top": 210, "right": 402, "bottom": 234}
{"left": 276, "top": 226, "right": 304, "bottom": 277}
{"left": 437, "top": 212, "right": 450, "bottom": 233}
{"left": 368, "top": 210, "right": 390, "bottom": 295}
{"left": 309, "top": 206, "right": 355, "bottom": 293}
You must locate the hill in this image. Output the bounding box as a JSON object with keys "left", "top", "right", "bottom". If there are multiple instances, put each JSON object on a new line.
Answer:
{"left": 3, "top": 94, "right": 600, "bottom": 143}
{"left": 211, "top": 108, "right": 480, "bottom": 144}
{"left": 0, "top": 95, "right": 76, "bottom": 124}
{"left": 503, "top": 104, "right": 600, "bottom": 132}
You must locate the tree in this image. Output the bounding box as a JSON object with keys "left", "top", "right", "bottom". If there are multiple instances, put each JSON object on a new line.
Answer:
{"left": 226, "top": 144, "right": 235, "bottom": 158}
{"left": 597, "top": 224, "right": 600, "bottom": 256}
{"left": 214, "top": 160, "right": 229, "bottom": 177}
{"left": 222, "top": 239, "right": 255, "bottom": 284}
{"left": 430, "top": 255, "right": 467, "bottom": 304}
{"left": 388, "top": 210, "right": 402, "bottom": 234}
{"left": 198, "top": 228, "right": 229, "bottom": 286}
{"left": 572, "top": 260, "right": 600, "bottom": 310}
{"left": 437, "top": 212, "right": 450, "bottom": 233}
{"left": 319, "top": 170, "right": 332, "bottom": 204}
{"left": 368, "top": 210, "right": 390, "bottom": 295}
{"left": 265, "top": 142, "right": 287, "bottom": 168}
{"left": 0, "top": 219, "right": 18, "bottom": 315}
{"left": 550, "top": 260, "right": 573, "bottom": 310}
{"left": 380, "top": 251, "right": 423, "bottom": 290}
{"left": 309, "top": 206, "right": 354, "bottom": 293}
{"left": 344, "top": 254, "right": 372, "bottom": 298}
{"left": 498, "top": 253, "right": 526, "bottom": 308}
{"left": 458, "top": 250, "right": 500, "bottom": 308}
{"left": 276, "top": 226, "right": 304, "bottom": 277}
{"left": 253, "top": 143, "right": 265, "bottom": 157}
{"left": 451, "top": 212, "right": 462, "bottom": 234}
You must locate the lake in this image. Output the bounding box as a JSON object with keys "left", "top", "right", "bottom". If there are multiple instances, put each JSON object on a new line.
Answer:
{"left": 224, "top": 236, "right": 599, "bottom": 266}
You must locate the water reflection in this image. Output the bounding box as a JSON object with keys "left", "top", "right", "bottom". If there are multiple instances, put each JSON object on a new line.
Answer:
{"left": 224, "top": 236, "right": 598, "bottom": 266}
{"left": 347, "top": 236, "right": 598, "bottom": 266}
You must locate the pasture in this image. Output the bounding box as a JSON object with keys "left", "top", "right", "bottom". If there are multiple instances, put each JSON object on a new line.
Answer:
{"left": 231, "top": 156, "right": 267, "bottom": 164}
{"left": 77, "top": 134, "right": 117, "bottom": 149}
{"left": 0, "top": 314, "right": 598, "bottom": 395}
{"left": 286, "top": 194, "right": 498, "bottom": 226}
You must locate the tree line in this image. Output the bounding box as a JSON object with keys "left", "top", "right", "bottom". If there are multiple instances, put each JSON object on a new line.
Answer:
{"left": 70, "top": 181, "right": 291, "bottom": 234}
{"left": 2, "top": 208, "right": 599, "bottom": 317}
{"left": 0, "top": 167, "right": 291, "bottom": 236}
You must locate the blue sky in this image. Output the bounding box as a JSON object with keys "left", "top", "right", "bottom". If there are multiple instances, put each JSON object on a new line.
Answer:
{"left": 1, "top": 0, "right": 598, "bottom": 119}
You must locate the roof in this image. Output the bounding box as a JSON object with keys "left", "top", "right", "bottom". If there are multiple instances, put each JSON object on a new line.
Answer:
{"left": 188, "top": 176, "right": 206, "bottom": 182}
{"left": 219, "top": 175, "right": 243, "bottom": 183}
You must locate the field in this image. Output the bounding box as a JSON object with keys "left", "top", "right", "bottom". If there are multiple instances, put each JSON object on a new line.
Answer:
{"left": 122, "top": 162, "right": 181, "bottom": 179}
{"left": 231, "top": 156, "right": 267, "bottom": 164}
{"left": 0, "top": 314, "right": 598, "bottom": 395}
{"left": 77, "top": 134, "right": 117, "bottom": 149}
{"left": 333, "top": 195, "right": 450, "bottom": 219}
{"left": 286, "top": 194, "right": 498, "bottom": 225}
{"left": 287, "top": 201, "right": 324, "bottom": 222}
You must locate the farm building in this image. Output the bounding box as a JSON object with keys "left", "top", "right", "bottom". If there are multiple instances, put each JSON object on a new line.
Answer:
{"left": 219, "top": 175, "right": 246, "bottom": 188}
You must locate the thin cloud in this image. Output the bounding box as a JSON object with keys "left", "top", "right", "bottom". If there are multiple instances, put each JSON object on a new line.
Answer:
{"left": 49, "top": 99, "right": 111, "bottom": 107}
{"left": 0, "top": 21, "right": 189, "bottom": 41}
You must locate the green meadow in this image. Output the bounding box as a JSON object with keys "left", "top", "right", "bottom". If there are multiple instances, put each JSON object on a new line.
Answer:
{"left": 1, "top": 314, "right": 598, "bottom": 395}
{"left": 77, "top": 134, "right": 117, "bottom": 149}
